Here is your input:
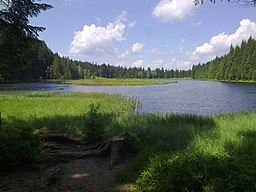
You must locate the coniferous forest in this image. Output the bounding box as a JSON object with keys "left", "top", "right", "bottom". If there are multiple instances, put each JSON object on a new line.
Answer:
{"left": 192, "top": 37, "right": 256, "bottom": 81}
{"left": 0, "top": 40, "right": 192, "bottom": 81}
{"left": 1, "top": 37, "right": 255, "bottom": 82}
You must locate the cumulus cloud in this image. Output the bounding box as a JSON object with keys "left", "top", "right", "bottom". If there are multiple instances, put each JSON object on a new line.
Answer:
{"left": 152, "top": 0, "right": 196, "bottom": 22}
{"left": 130, "top": 58, "right": 191, "bottom": 70}
{"left": 191, "top": 19, "right": 256, "bottom": 62}
{"left": 132, "top": 42, "right": 144, "bottom": 54}
{"left": 121, "top": 42, "right": 145, "bottom": 58}
{"left": 69, "top": 11, "right": 127, "bottom": 56}
{"left": 132, "top": 59, "right": 144, "bottom": 68}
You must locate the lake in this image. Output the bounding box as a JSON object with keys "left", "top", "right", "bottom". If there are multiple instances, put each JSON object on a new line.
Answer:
{"left": 1, "top": 80, "right": 256, "bottom": 115}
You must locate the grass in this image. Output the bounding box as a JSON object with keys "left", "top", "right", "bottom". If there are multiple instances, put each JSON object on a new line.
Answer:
{"left": 0, "top": 92, "right": 136, "bottom": 135}
{"left": 67, "top": 78, "right": 176, "bottom": 86}
{"left": 218, "top": 79, "right": 256, "bottom": 84}
{"left": 1, "top": 92, "right": 256, "bottom": 191}
{"left": 55, "top": 87, "right": 64, "bottom": 90}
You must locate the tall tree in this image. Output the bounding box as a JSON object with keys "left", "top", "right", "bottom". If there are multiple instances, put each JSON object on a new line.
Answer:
{"left": 0, "top": 0, "right": 53, "bottom": 79}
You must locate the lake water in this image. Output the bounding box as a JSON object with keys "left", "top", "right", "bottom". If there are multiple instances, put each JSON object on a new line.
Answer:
{"left": 1, "top": 80, "right": 256, "bottom": 115}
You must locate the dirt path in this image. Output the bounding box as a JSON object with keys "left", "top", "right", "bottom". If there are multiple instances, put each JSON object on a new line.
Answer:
{"left": 0, "top": 134, "right": 133, "bottom": 192}
{"left": 0, "top": 156, "right": 127, "bottom": 192}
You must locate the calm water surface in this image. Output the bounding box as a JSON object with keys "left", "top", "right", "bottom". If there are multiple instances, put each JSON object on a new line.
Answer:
{"left": 1, "top": 80, "right": 256, "bottom": 115}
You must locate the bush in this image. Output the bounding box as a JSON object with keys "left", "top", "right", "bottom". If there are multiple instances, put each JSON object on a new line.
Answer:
{"left": 116, "top": 148, "right": 154, "bottom": 184}
{"left": 0, "top": 121, "right": 41, "bottom": 171}
{"left": 84, "top": 102, "right": 104, "bottom": 143}
{"left": 136, "top": 151, "right": 256, "bottom": 192}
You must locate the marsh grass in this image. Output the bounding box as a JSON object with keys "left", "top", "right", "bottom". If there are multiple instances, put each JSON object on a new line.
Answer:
{"left": 134, "top": 111, "right": 256, "bottom": 191}
{"left": 1, "top": 92, "right": 256, "bottom": 191}
{"left": 67, "top": 78, "right": 176, "bottom": 86}
{"left": 0, "top": 92, "right": 135, "bottom": 135}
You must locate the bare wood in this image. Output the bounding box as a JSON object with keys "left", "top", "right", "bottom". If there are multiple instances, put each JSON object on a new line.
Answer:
{"left": 33, "top": 130, "right": 85, "bottom": 144}
{"left": 36, "top": 131, "right": 126, "bottom": 165}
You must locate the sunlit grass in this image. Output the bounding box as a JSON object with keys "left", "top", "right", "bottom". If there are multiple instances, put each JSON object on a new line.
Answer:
{"left": 0, "top": 92, "right": 136, "bottom": 135}
{"left": 67, "top": 78, "right": 176, "bottom": 86}
{"left": 190, "top": 111, "right": 256, "bottom": 157}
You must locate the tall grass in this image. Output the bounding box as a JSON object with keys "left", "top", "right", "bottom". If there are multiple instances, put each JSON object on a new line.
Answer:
{"left": 67, "top": 78, "right": 175, "bottom": 86}
{"left": 0, "top": 92, "right": 135, "bottom": 135}
{"left": 133, "top": 112, "right": 256, "bottom": 191}
{"left": 1, "top": 92, "right": 256, "bottom": 191}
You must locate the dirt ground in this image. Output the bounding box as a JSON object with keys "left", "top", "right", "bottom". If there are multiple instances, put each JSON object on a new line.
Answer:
{"left": 0, "top": 136, "right": 133, "bottom": 192}
{"left": 0, "top": 156, "right": 128, "bottom": 192}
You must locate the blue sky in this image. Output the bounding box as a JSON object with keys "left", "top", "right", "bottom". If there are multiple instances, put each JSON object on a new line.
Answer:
{"left": 30, "top": 0, "right": 256, "bottom": 70}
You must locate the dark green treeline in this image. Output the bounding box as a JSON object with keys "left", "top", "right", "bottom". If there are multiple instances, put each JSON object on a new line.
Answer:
{"left": 1, "top": 36, "right": 255, "bottom": 81}
{"left": 49, "top": 54, "right": 191, "bottom": 80}
{"left": 192, "top": 37, "right": 256, "bottom": 81}
{"left": 0, "top": 40, "right": 54, "bottom": 80}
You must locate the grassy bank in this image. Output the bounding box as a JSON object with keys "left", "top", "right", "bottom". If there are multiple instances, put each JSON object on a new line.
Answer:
{"left": 0, "top": 92, "right": 136, "bottom": 171}
{"left": 67, "top": 78, "right": 176, "bottom": 86}
{"left": 1, "top": 92, "right": 256, "bottom": 191}
{"left": 0, "top": 92, "right": 135, "bottom": 135}
{"left": 116, "top": 111, "right": 256, "bottom": 191}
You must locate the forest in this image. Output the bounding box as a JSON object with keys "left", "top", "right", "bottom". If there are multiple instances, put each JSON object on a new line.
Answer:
{"left": 0, "top": 0, "right": 255, "bottom": 82}
{"left": 1, "top": 37, "right": 255, "bottom": 82}
{"left": 0, "top": 39, "right": 191, "bottom": 81}
{"left": 192, "top": 37, "right": 256, "bottom": 81}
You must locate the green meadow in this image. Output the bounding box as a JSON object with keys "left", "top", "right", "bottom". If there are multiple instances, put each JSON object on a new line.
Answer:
{"left": 1, "top": 92, "right": 256, "bottom": 191}
{"left": 67, "top": 78, "right": 176, "bottom": 86}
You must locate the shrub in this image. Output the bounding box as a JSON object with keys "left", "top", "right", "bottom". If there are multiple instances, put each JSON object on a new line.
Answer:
{"left": 136, "top": 151, "right": 256, "bottom": 192}
{"left": 84, "top": 102, "right": 104, "bottom": 143}
{"left": 0, "top": 121, "right": 41, "bottom": 171}
{"left": 115, "top": 148, "right": 154, "bottom": 184}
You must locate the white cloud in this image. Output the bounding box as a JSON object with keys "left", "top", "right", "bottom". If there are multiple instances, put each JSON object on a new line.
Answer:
{"left": 151, "top": 48, "right": 161, "bottom": 55}
{"left": 130, "top": 58, "right": 191, "bottom": 70}
{"left": 69, "top": 11, "right": 127, "bottom": 57}
{"left": 132, "top": 42, "right": 144, "bottom": 54}
{"left": 152, "top": 0, "right": 196, "bottom": 22}
{"left": 191, "top": 19, "right": 256, "bottom": 62}
{"left": 132, "top": 59, "right": 144, "bottom": 68}
{"left": 121, "top": 42, "right": 144, "bottom": 58}
{"left": 150, "top": 58, "right": 192, "bottom": 70}
{"left": 128, "top": 20, "right": 137, "bottom": 28}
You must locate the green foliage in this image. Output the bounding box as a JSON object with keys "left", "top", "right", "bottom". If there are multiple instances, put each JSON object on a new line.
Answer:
{"left": 0, "top": 74, "right": 4, "bottom": 82}
{"left": 136, "top": 149, "right": 256, "bottom": 192}
{"left": 119, "top": 112, "right": 256, "bottom": 191}
{"left": 0, "top": 92, "right": 136, "bottom": 135}
{"left": 116, "top": 148, "right": 154, "bottom": 184}
{"left": 192, "top": 37, "right": 256, "bottom": 81}
{"left": 0, "top": 120, "right": 41, "bottom": 171}
{"left": 48, "top": 53, "right": 191, "bottom": 81}
{"left": 68, "top": 78, "right": 175, "bottom": 86}
{"left": 55, "top": 87, "right": 64, "bottom": 90}
{"left": 0, "top": 0, "right": 53, "bottom": 80}
{"left": 2, "top": 92, "right": 256, "bottom": 191}
{"left": 84, "top": 102, "right": 104, "bottom": 143}
{"left": 113, "top": 114, "right": 216, "bottom": 152}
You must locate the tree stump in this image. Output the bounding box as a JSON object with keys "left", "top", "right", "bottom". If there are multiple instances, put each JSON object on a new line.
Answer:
{"left": 110, "top": 136, "right": 125, "bottom": 167}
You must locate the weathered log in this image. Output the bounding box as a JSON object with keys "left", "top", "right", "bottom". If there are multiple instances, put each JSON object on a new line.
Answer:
{"left": 33, "top": 130, "right": 85, "bottom": 144}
